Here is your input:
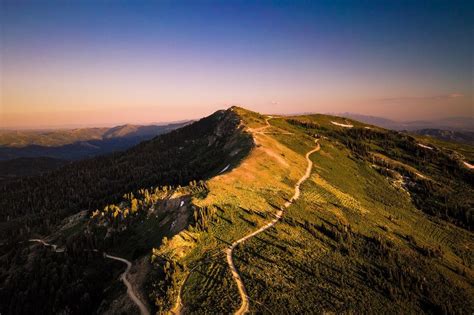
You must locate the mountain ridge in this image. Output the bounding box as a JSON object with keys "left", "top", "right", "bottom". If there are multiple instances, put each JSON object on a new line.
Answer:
{"left": 337, "top": 113, "right": 474, "bottom": 131}
{"left": 0, "top": 121, "right": 191, "bottom": 148}
{"left": 1, "top": 106, "right": 473, "bottom": 314}
{"left": 0, "top": 121, "right": 191, "bottom": 163}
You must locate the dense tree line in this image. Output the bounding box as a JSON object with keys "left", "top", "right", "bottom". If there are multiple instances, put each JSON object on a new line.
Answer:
{"left": 290, "top": 118, "right": 474, "bottom": 230}
{"left": 336, "top": 128, "right": 473, "bottom": 229}
{"left": 0, "top": 232, "right": 112, "bottom": 315}
{"left": 1, "top": 175, "right": 212, "bottom": 314}
{"left": 269, "top": 216, "right": 472, "bottom": 313}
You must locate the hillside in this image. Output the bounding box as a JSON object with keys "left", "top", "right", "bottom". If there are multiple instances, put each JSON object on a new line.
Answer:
{"left": 412, "top": 128, "right": 474, "bottom": 146}
{"left": 338, "top": 113, "right": 474, "bottom": 132}
{"left": 0, "top": 109, "right": 250, "bottom": 238}
{"left": 0, "top": 123, "right": 190, "bottom": 148}
{"left": 0, "top": 157, "right": 69, "bottom": 181}
{"left": 158, "top": 108, "right": 473, "bottom": 314}
{"left": 0, "top": 108, "right": 252, "bottom": 314}
{"left": 1, "top": 107, "right": 473, "bottom": 314}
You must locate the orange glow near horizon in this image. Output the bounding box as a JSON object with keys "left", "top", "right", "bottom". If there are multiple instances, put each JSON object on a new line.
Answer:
{"left": 2, "top": 60, "right": 471, "bottom": 129}
{"left": 1, "top": 1, "right": 472, "bottom": 129}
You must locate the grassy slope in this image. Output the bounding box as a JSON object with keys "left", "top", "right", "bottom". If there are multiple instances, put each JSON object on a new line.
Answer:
{"left": 155, "top": 108, "right": 473, "bottom": 314}
{"left": 237, "top": 134, "right": 473, "bottom": 313}
{"left": 153, "top": 108, "right": 311, "bottom": 313}
{"left": 414, "top": 133, "right": 474, "bottom": 162}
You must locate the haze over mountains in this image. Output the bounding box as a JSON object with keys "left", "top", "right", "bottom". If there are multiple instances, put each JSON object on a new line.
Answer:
{"left": 0, "top": 122, "right": 190, "bottom": 148}
{"left": 0, "top": 122, "right": 189, "bottom": 180}
{"left": 336, "top": 113, "right": 474, "bottom": 145}
{"left": 337, "top": 113, "right": 473, "bottom": 131}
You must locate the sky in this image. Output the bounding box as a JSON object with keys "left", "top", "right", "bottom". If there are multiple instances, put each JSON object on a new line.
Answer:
{"left": 1, "top": 0, "right": 472, "bottom": 129}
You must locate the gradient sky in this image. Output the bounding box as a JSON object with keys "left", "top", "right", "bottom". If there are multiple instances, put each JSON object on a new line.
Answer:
{"left": 1, "top": 0, "right": 472, "bottom": 128}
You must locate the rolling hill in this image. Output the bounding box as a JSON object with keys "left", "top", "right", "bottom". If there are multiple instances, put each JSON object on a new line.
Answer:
{"left": 0, "top": 123, "right": 190, "bottom": 148}
{"left": 338, "top": 113, "right": 474, "bottom": 145}
{"left": 338, "top": 113, "right": 474, "bottom": 132}
{"left": 0, "top": 107, "right": 472, "bottom": 314}
{"left": 412, "top": 128, "right": 474, "bottom": 146}
{"left": 0, "top": 122, "right": 189, "bottom": 161}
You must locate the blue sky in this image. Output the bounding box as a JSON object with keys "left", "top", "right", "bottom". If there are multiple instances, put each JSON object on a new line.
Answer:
{"left": 1, "top": 0, "right": 472, "bottom": 127}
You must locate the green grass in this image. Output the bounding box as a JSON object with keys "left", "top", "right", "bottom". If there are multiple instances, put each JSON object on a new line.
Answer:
{"left": 231, "top": 122, "right": 473, "bottom": 313}
{"left": 146, "top": 108, "right": 474, "bottom": 314}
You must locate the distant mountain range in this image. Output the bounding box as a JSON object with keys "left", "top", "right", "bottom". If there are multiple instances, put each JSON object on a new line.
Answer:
{"left": 337, "top": 113, "right": 474, "bottom": 145}
{"left": 0, "top": 122, "right": 191, "bottom": 148}
{"left": 0, "top": 122, "right": 190, "bottom": 180}
{"left": 411, "top": 129, "right": 474, "bottom": 146}
{"left": 336, "top": 113, "right": 473, "bottom": 132}
{"left": 0, "top": 122, "right": 190, "bottom": 161}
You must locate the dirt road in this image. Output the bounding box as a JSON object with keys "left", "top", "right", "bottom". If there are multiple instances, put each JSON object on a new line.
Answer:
{"left": 29, "top": 238, "right": 65, "bottom": 252}
{"left": 29, "top": 239, "right": 150, "bottom": 315}
{"left": 104, "top": 254, "right": 150, "bottom": 315}
{"left": 226, "top": 140, "right": 320, "bottom": 315}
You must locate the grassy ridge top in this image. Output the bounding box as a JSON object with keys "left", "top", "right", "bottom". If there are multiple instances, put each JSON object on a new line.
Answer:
{"left": 153, "top": 106, "right": 473, "bottom": 314}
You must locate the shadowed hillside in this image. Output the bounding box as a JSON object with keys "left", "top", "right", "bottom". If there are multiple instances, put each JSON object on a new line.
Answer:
{"left": 0, "top": 157, "right": 69, "bottom": 181}
{"left": 0, "top": 109, "right": 252, "bottom": 241}
{"left": 412, "top": 128, "right": 474, "bottom": 145}
{"left": 0, "top": 122, "right": 190, "bottom": 162}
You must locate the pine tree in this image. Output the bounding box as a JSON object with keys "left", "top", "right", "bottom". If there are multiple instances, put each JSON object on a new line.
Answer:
{"left": 131, "top": 198, "right": 138, "bottom": 214}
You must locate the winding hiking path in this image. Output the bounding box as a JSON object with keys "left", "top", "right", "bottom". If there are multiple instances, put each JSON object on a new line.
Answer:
{"left": 250, "top": 116, "right": 293, "bottom": 136}
{"left": 226, "top": 139, "right": 320, "bottom": 315}
{"left": 29, "top": 238, "right": 65, "bottom": 252}
{"left": 104, "top": 254, "right": 150, "bottom": 315}
{"left": 172, "top": 117, "right": 314, "bottom": 314}
{"left": 29, "top": 239, "right": 150, "bottom": 315}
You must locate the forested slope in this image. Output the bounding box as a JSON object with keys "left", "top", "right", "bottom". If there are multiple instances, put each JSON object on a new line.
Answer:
{"left": 0, "top": 108, "right": 253, "bottom": 315}
{"left": 0, "top": 108, "right": 252, "bottom": 245}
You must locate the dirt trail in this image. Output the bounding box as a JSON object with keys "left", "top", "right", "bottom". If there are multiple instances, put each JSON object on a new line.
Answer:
{"left": 172, "top": 116, "right": 312, "bottom": 314}
{"left": 249, "top": 116, "right": 293, "bottom": 136}
{"left": 29, "top": 238, "right": 64, "bottom": 252}
{"left": 171, "top": 291, "right": 183, "bottom": 315}
{"left": 226, "top": 139, "right": 320, "bottom": 315}
{"left": 29, "top": 239, "right": 150, "bottom": 315}
{"left": 248, "top": 116, "right": 273, "bottom": 134}
{"left": 104, "top": 254, "right": 150, "bottom": 315}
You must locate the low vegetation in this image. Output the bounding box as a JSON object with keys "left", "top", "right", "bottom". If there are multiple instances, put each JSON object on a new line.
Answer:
{"left": 153, "top": 108, "right": 473, "bottom": 314}
{"left": 1, "top": 107, "right": 472, "bottom": 314}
